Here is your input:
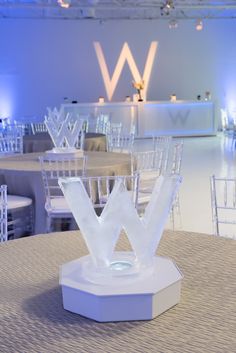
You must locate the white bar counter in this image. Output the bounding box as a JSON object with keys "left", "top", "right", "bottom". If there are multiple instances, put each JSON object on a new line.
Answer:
{"left": 62, "top": 100, "right": 216, "bottom": 137}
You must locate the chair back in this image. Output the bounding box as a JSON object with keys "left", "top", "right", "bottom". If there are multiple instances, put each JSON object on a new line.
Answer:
{"left": 0, "top": 135, "right": 23, "bottom": 155}
{"left": 60, "top": 173, "right": 140, "bottom": 211}
{"left": 0, "top": 125, "right": 23, "bottom": 154}
{"left": 132, "top": 148, "right": 166, "bottom": 176}
{"left": 95, "top": 114, "right": 110, "bottom": 134}
{"left": 210, "top": 175, "right": 236, "bottom": 238}
{"left": 152, "top": 135, "right": 172, "bottom": 149}
{"left": 152, "top": 135, "right": 172, "bottom": 170}
{"left": 39, "top": 155, "right": 87, "bottom": 211}
{"left": 108, "top": 122, "right": 122, "bottom": 135}
{"left": 220, "top": 108, "right": 232, "bottom": 132}
{"left": 107, "top": 130, "right": 135, "bottom": 153}
{"left": 16, "top": 123, "right": 32, "bottom": 135}
{"left": 31, "top": 122, "right": 47, "bottom": 135}
{"left": 0, "top": 185, "right": 8, "bottom": 242}
{"left": 169, "top": 140, "right": 184, "bottom": 175}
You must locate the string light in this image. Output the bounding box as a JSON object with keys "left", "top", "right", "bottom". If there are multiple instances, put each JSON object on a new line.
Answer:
{"left": 196, "top": 19, "right": 203, "bottom": 31}
{"left": 160, "top": 0, "right": 175, "bottom": 16}
{"left": 169, "top": 19, "right": 178, "bottom": 29}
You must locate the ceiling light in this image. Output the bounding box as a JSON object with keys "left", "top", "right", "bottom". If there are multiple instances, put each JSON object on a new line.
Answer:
{"left": 166, "top": 1, "right": 174, "bottom": 10}
{"left": 58, "top": 0, "right": 71, "bottom": 9}
{"left": 169, "top": 19, "right": 178, "bottom": 29}
{"left": 160, "top": 0, "right": 175, "bottom": 16}
{"left": 196, "top": 19, "right": 203, "bottom": 31}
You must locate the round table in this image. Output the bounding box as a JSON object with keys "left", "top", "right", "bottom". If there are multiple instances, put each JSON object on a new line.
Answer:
{"left": 0, "top": 151, "right": 132, "bottom": 234}
{"left": 0, "top": 230, "right": 235, "bottom": 353}
{"left": 23, "top": 132, "right": 107, "bottom": 153}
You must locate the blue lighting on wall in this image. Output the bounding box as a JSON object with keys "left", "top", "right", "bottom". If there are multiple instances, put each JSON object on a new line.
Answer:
{"left": 224, "top": 83, "right": 236, "bottom": 122}
{"left": 0, "top": 75, "right": 15, "bottom": 121}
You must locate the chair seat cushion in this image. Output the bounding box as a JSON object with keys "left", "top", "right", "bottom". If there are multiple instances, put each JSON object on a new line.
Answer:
{"left": 140, "top": 170, "right": 160, "bottom": 181}
{"left": 138, "top": 192, "right": 151, "bottom": 205}
{"left": 7, "top": 195, "right": 32, "bottom": 210}
{"left": 46, "top": 197, "right": 71, "bottom": 214}
{"left": 0, "top": 152, "right": 21, "bottom": 158}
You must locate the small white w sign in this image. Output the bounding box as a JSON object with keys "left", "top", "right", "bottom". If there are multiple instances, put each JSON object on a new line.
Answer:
{"left": 94, "top": 41, "right": 158, "bottom": 101}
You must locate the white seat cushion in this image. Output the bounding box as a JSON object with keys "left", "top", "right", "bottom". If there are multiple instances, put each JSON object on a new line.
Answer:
{"left": 140, "top": 170, "right": 160, "bottom": 181}
{"left": 46, "top": 197, "right": 71, "bottom": 214}
{"left": 7, "top": 195, "right": 32, "bottom": 210}
{"left": 138, "top": 192, "right": 151, "bottom": 205}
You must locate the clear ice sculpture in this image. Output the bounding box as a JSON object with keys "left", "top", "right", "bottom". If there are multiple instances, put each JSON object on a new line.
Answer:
{"left": 59, "top": 174, "right": 183, "bottom": 322}
{"left": 59, "top": 174, "right": 182, "bottom": 281}
{"left": 44, "top": 107, "right": 85, "bottom": 151}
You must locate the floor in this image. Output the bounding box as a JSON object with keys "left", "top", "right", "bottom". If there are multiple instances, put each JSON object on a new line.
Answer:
{"left": 134, "top": 133, "right": 236, "bottom": 236}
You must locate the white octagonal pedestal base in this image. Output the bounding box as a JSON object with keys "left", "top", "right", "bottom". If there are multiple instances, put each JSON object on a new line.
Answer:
{"left": 60, "top": 253, "right": 183, "bottom": 322}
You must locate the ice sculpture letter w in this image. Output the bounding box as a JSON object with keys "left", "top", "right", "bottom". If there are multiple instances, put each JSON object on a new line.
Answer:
{"left": 45, "top": 107, "right": 85, "bottom": 149}
{"left": 59, "top": 174, "right": 183, "bottom": 322}
{"left": 59, "top": 175, "right": 181, "bottom": 272}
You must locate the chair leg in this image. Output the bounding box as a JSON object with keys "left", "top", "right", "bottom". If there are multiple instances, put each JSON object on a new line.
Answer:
{"left": 27, "top": 204, "right": 34, "bottom": 235}
{"left": 170, "top": 194, "right": 182, "bottom": 231}
{"left": 7, "top": 205, "right": 34, "bottom": 239}
{"left": 46, "top": 215, "right": 52, "bottom": 233}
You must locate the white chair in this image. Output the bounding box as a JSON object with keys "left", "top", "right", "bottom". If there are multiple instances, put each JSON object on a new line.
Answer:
{"left": 131, "top": 148, "right": 166, "bottom": 211}
{"left": 76, "top": 173, "right": 140, "bottom": 211}
{"left": 0, "top": 184, "right": 33, "bottom": 242}
{"left": 0, "top": 185, "right": 7, "bottom": 242}
{"left": 169, "top": 140, "right": 184, "bottom": 174}
{"left": 39, "top": 155, "right": 87, "bottom": 232}
{"left": 107, "top": 122, "right": 122, "bottom": 135}
{"left": 152, "top": 135, "right": 172, "bottom": 171}
{"left": 95, "top": 114, "right": 111, "bottom": 134}
{"left": 230, "top": 114, "right": 236, "bottom": 150}
{"left": 15, "top": 123, "right": 32, "bottom": 136}
{"left": 220, "top": 108, "right": 231, "bottom": 134}
{"left": 31, "top": 122, "right": 47, "bottom": 135}
{"left": 7, "top": 194, "right": 33, "bottom": 239}
{"left": 0, "top": 126, "right": 23, "bottom": 155}
{"left": 152, "top": 135, "right": 172, "bottom": 149}
{"left": 107, "top": 130, "right": 135, "bottom": 153}
{"left": 210, "top": 175, "right": 236, "bottom": 239}
{"left": 168, "top": 140, "right": 184, "bottom": 229}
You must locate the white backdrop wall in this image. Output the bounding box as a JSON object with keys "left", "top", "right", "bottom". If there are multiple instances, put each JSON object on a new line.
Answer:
{"left": 0, "top": 18, "right": 236, "bottom": 125}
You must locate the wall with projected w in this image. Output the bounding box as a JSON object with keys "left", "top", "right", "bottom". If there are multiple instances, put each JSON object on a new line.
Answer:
{"left": 0, "top": 18, "right": 236, "bottom": 126}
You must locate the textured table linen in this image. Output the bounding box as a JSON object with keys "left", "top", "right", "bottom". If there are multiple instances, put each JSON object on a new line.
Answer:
{"left": 0, "top": 230, "right": 235, "bottom": 353}
{"left": 23, "top": 132, "right": 107, "bottom": 153}
{"left": 0, "top": 151, "right": 131, "bottom": 234}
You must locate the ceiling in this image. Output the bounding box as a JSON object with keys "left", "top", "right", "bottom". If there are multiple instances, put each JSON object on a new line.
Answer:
{"left": 0, "top": 0, "right": 235, "bottom": 20}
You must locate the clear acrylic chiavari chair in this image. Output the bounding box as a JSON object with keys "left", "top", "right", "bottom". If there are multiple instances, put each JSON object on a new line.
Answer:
{"left": 31, "top": 122, "right": 47, "bottom": 135}
{"left": 168, "top": 140, "right": 184, "bottom": 230}
{"left": 0, "top": 184, "right": 33, "bottom": 242}
{"left": 210, "top": 175, "right": 236, "bottom": 239}
{"left": 131, "top": 148, "right": 166, "bottom": 212}
{"left": 0, "top": 124, "right": 24, "bottom": 155}
{"left": 39, "top": 155, "right": 87, "bottom": 232}
{"left": 0, "top": 185, "right": 8, "bottom": 242}
{"left": 73, "top": 173, "right": 140, "bottom": 211}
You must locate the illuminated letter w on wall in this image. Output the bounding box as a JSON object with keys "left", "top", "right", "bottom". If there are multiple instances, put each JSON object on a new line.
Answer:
{"left": 94, "top": 41, "right": 158, "bottom": 101}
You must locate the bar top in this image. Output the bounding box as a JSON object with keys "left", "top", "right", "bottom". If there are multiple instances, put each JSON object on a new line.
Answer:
{"left": 62, "top": 100, "right": 213, "bottom": 107}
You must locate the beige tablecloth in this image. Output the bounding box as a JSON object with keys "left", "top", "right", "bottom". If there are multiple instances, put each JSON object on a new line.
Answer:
{"left": 0, "top": 230, "right": 235, "bottom": 353}
{"left": 0, "top": 151, "right": 131, "bottom": 234}
{"left": 23, "top": 132, "right": 107, "bottom": 153}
